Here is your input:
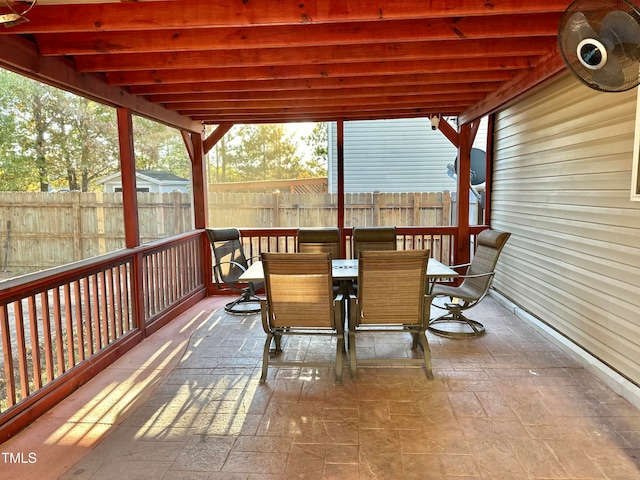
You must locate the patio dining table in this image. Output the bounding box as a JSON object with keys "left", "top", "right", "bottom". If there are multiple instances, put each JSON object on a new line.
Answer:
{"left": 239, "top": 257, "right": 458, "bottom": 290}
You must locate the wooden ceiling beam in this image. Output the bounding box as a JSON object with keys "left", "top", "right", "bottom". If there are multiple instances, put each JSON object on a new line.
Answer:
{"left": 169, "top": 94, "right": 484, "bottom": 112}
{"left": 130, "top": 71, "right": 513, "bottom": 96}
{"left": 3, "top": 1, "right": 570, "bottom": 34}
{"left": 460, "top": 46, "right": 567, "bottom": 123}
{"left": 176, "top": 99, "right": 475, "bottom": 117}
{"left": 148, "top": 83, "right": 501, "bottom": 104}
{"left": 129, "top": 71, "right": 514, "bottom": 95}
{"left": 35, "top": 14, "right": 561, "bottom": 56}
{"left": 107, "top": 57, "right": 535, "bottom": 86}
{"left": 195, "top": 110, "right": 463, "bottom": 124}
{"left": 73, "top": 37, "right": 555, "bottom": 72}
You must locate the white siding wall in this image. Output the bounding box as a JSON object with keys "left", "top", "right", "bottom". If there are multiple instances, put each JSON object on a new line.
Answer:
{"left": 492, "top": 74, "right": 640, "bottom": 385}
{"left": 327, "top": 118, "right": 487, "bottom": 193}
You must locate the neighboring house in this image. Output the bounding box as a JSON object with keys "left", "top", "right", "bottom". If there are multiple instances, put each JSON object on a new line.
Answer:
{"left": 97, "top": 169, "right": 190, "bottom": 193}
{"left": 327, "top": 117, "right": 488, "bottom": 194}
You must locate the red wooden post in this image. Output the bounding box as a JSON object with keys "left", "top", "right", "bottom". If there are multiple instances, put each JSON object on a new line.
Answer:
{"left": 456, "top": 122, "right": 472, "bottom": 267}
{"left": 116, "top": 107, "right": 144, "bottom": 334}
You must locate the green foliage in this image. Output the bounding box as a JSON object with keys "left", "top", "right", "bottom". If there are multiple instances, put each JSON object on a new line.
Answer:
{"left": 132, "top": 116, "right": 191, "bottom": 179}
{"left": 303, "top": 123, "right": 329, "bottom": 177}
{"left": 210, "top": 123, "right": 327, "bottom": 183}
{"left": 0, "top": 69, "right": 192, "bottom": 192}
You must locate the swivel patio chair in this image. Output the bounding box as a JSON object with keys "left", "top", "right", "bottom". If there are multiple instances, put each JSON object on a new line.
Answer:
{"left": 259, "top": 252, "right": 345, "bottom": 384}
{"left": 348, "top": 249, "right": 433, "bottom": 379}
{"left": 429, "top": 229, "right": 511, "bottom": 338}
{"left": 206, "top": 228, "right": 262, "bottom": 314}
{"left": 352, "top": 226, "right": 397, "bottom": 258}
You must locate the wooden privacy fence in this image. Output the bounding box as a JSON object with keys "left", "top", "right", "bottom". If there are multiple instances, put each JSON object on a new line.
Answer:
{"left": 0, "top": 191, "right": 192, "bottom": 276}
{"left": 0, "top": 190, "right": 451, "bottom": 277}
{"left": 209, "top": 191, "right": 452, "bottom": 228}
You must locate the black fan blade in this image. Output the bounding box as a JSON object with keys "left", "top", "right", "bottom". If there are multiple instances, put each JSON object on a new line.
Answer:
{"left": 592, "top": 56, "right": 625, "bottom": 87}
{"left": 563, "top": 11, "right": 599, "bottom": 53}
{"left": 600, "top": 10, "right": 640, "bottom": 50}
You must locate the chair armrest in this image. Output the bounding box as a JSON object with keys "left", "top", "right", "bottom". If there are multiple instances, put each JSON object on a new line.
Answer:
{"left": 247, "top": 255, "right": 261, "bottom": 265}
{"left": 448, "top": 262, "right": 472, "bottom": 270}
{"left": 457, "top": 271, "right": 495, "bottom": 280}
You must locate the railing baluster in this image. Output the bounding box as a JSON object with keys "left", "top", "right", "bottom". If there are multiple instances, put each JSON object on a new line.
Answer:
{"left": 63, "top": 284, "right": 75, "bottom": 367}
{"left": 40, "top": 292, "right": 54, "bottom": 384}
{"left": 1, "top": 304, "right": 16, "bottom": 408}
{"left": 73, "top": 281, "right": 84, "bottom": 363}
{"left": 27, "top": 295, "right": 42, "bottom": 391}
{"left": 52, "top": 287, "right": 65, "bottom": 375}
{"left": 13, "top": 300, "right": 29, "bottom": 400}
{"left": 83, "top": 276, "right": 93, "bottom": 357}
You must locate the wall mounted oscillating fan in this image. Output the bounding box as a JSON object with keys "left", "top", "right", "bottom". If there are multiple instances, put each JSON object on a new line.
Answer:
{"left": 558, "top": 0, "right": 640, "bottom": 92}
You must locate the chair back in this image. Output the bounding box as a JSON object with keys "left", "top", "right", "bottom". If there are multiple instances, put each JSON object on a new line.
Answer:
{"left": 356, "top": 250, "right": 429, "bottom": 325}
{"left": 352, "top": 226, "right": 397, "bottom": 259}
{"left": 205, "top": 228, "right": 249, "bottom": 284}
{"left": 297, "top": 227, "right": 340, "bottom": 259}
{"left": 262, "top": 253, "right": 337, "bottom": 329}
{"left": 463, "top": 229, "right": 511, "bottom": 297}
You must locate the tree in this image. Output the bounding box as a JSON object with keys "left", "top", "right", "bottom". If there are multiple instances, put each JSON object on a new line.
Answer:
{"left": 0, "top": 69, "right": 192, "bottom": 192}
{"left": 132, "top": 116, "right": 191, "bottom": 179}
{"left": 0, "top": 69, "right": 121, "bottom": 192}
{"left": 210, "top": 123, "right": 325, "bottom": 182}
{"left": 303, "top": 123, "right": 328, "bottom": 177}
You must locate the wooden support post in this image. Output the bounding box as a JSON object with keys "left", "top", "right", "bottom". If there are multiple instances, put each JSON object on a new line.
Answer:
{"left": 117, "top": 108, "right": 140, "bottom": 249}
{"left": 456, "top": 122, "right": 472, "bottom": 267}
{"left": 337, "top": 119, "right": 345, "bottom": 257}
{"left": 116, "top": 107, "right": 144, "bottom": 334}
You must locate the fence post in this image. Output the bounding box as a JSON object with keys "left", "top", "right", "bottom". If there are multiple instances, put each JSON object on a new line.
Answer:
{"left": 373, "top": 191, "right": 380, "bottom": 226}
{"left": 272, "top": 192, "right": 280, "bottom": 227}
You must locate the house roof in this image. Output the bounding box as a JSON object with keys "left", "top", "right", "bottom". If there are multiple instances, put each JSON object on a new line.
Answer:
{"left": 97, "top": 169, "right": 190, "bottom": 185}
{"left": 0, "top": 1, "right": 570, "bottom": 128}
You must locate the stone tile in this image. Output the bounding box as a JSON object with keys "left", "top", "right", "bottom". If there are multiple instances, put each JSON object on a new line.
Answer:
{"left": 10, "top": 296, "right": 640, "bottom": 480}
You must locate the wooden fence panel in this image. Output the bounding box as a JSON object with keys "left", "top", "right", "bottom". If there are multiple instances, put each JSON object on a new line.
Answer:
{"left": 0, "top": 190, "right": 451, "bottom": 277}
{"left": 0, "top": 192, "right": 192, "bottom": 276}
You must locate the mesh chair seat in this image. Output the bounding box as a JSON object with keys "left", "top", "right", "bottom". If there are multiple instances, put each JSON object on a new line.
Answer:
{"left": 348, "top": 249, "right": 433, "bottom": 380}
{"left": 259, "top": 252, "right": 345, "bottom": 385}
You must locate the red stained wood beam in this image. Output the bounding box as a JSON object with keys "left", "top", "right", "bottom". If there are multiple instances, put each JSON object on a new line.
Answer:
{"left": 128, "top": 71, "right": 514, "bottom": 95}
{"left": 3, "top": 1, "right": 570, "bottom": 34}
{"left": 73, "top": 37, "right": 555, "bottom": 72}
{"left": 203, "top": 123, "right": 233, "bottom": 154}
{"left": 106, "top": 57, "right": 534, "bottom": 86}
{"left": 146, "top": 83, "right": 501, "bottom": 104}
{"left": 460, "top": 46, "right": 567, "bottom": 123}
{"left": 34, "top": 14, "right": 561, "bottom": 56}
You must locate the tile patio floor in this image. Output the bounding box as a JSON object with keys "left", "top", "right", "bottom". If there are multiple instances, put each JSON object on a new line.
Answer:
{"left": 3, "top": 294, "right": 640, "bottom": 479}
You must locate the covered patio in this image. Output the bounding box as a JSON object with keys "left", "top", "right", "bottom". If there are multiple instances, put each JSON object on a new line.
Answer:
{"left": 1, "top": 1, "right": 640, "bottom": 478}
{"left": 3, "top": 294, "right": 640, "bottom": 479}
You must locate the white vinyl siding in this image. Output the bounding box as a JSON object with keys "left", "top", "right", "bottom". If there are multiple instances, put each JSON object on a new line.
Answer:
{"left": 492, "top": 73, "right": 640, "bottom": 385}
{"left": 327, "top": 118, "right": 487, "bottom": 193}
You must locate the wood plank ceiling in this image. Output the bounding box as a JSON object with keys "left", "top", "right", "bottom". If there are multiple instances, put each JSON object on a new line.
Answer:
{"left": 0, "top": 0, "right": 571, "bottom": 127}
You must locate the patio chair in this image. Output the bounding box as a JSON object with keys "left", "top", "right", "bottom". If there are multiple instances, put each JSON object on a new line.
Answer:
{"left": 259, "top": 252, "right": 345, "bottom": 384}
{"left": 352, "top": 226, "right": 397, "bottom": 258}
{"left": 429, "top": 229, "right": 511, "bottom": 338}
{"left": 348, "top": 249, "right": 433, "bottom": 379}
{"left": 206, "top": 228, "right": 262, "bottom": 314}
{"left": 297, "top": 227, "right": 341, "bottom": 258}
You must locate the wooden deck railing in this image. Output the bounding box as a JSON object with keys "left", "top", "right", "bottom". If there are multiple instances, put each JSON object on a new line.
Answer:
{"left": 237, "top": 226, "right": 461, "bottom": 264}
{"left": 0, "top": 231, "right": 205, "bottom": 442}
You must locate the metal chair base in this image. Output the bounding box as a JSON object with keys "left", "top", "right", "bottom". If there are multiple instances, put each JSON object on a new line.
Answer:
{"left": 224, "top": 291, "right": 261, "bottom": 314}
{"left": 428, "top": 313, "right": 486, "bottom": 338}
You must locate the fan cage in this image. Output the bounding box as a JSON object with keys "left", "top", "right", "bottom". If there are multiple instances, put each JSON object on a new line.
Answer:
{"left": 558, "top": 0, "right": 640, "bottom": 92}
